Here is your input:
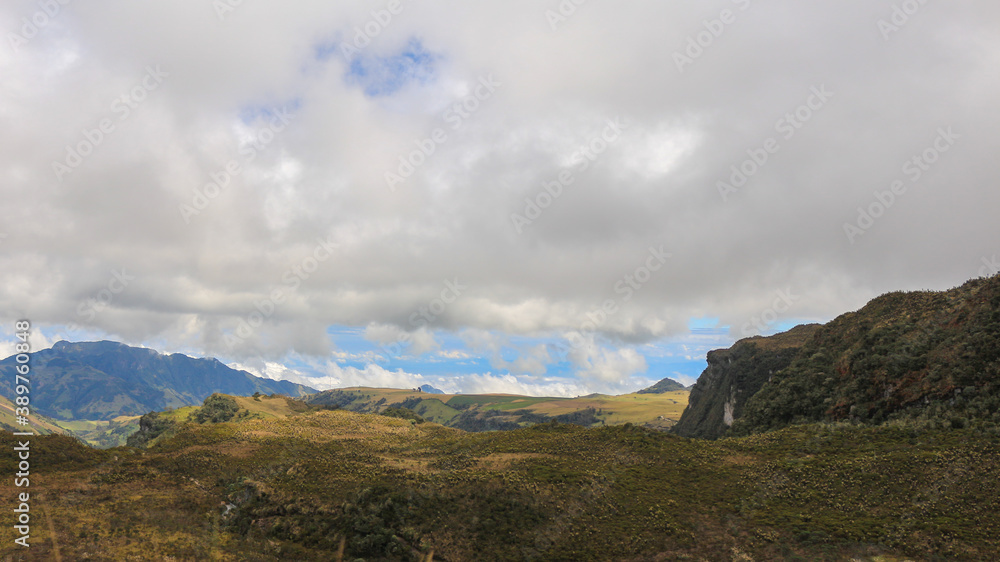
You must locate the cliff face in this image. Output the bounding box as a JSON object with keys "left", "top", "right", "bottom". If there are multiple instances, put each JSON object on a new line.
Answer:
{"left": 675, "top": 274, "right": 1000, "bottom": 439}
{"left": 671, "top": 324, "right": 820, "bottom": 439}
{"left": 732, "top": 275, "right": 1000, "bottom": 436}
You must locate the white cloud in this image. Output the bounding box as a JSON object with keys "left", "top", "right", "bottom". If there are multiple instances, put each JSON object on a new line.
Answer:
{"left": 0, "top": 0, "right": 997, "bottom": 380}
{"left": 565, "top": 333, "right": 649, "bottom": 382}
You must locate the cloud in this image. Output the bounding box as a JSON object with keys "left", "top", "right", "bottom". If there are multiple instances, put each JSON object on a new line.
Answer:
{"left": 0, "top": 0, "right": 997, "bottom": 380}
{"left": 232, "top": 357, "right": 428, "bottom": 392}
{"left": 452, "top": 372, "right": 643, "bottom": 398}
{"left": 460, "top": 329, "right": 556, "bottom": 375}
{"left": 565, "top": 333, "right": 649, "bottom": 382}
{"left": 364, "top": 323, "right": 440, "bottom": 357}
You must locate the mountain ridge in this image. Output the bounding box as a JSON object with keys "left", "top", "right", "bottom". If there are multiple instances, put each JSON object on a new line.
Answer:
{"left": 675, "top": 274, "right": 1000, "bottom": 438}
{"left": 0, "top": 340, "right": 316, "bottom": 421}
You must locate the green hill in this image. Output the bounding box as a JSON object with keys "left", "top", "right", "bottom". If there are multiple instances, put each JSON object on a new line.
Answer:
{"left": 304, "top": 387, "right": 689, "bottom": 431}
{"left": 675, "top": 274, "right": 1000, "bottom": 439}
{"left": 637, "top": 376, "right": 688, "bottom": 394}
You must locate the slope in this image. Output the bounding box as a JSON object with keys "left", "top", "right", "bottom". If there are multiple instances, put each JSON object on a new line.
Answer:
{"left": 0, "top": 340, "right": 316, "bottom": 421}
{"left": 304, "top": 387, "right": 689, "bottom": 431}
{"left": 674, "top": 274, "right": 1000, "bottom": 439}
{"left": 2, "top": 403, "right": 997, "bottom": 560}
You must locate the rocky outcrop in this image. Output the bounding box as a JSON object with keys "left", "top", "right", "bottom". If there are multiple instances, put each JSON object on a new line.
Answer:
{"left": 675, "top": 274, "right": 1000, "bottom": 439}
{"left": 671, "top": 324, "right": 821, "bottom": 439}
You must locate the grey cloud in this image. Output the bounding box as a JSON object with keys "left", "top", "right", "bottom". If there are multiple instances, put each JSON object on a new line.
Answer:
{"left": 1, "top": 0, "right": 998, "bottom": 358}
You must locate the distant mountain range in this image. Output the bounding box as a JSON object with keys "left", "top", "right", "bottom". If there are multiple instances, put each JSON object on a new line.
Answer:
{"left": 674, "top": 274, "right": 1000, "bottom": 439}
{"left": 418, "top": 384, "right": 444, "bottom": 394}
{"left": 0, "top": 340, "right": 315, "bottom": 421}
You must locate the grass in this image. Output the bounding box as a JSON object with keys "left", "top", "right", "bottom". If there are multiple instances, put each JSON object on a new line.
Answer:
{"left": 528, "top": 391, "right": 689, "bottom": 425}
{"left": 1, "top": 402, "right": 996, "bottom": 561}
{"left": 0, "top": 395, "right": 66, "bottom": 436}
{"left": 310, "top": 387, "right": 690, "bottom": 430}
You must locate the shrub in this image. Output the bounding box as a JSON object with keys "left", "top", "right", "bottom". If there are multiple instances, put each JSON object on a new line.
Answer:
{"left": 193, "top": 394, "right": 240, "bottom": 423}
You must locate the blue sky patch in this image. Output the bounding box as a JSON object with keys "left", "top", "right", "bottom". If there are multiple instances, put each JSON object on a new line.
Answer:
{"left": 238, "top": 98, "right": 302, "bottom": 126}
{"left": 343, "top": 38, "right": 438, "bottom": 97}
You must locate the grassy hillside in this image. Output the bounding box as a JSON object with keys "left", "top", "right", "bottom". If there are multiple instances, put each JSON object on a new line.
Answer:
{"left": 672, "top": 274, "right": 1000, "bottom": 440}
{"left": 0, "top": 395, "right": 67, "bottom": 436}
{"left": 304, "top": 387, "right": 688, "bottom": 431}
{"left": 733, "top": 275, "right": 1000, "bottom": 436}
{"left": 50, "top": 416, "right": 139, "bottom": 448}
{"left": 1, "top": 402, "right": 997, "bottom": 560}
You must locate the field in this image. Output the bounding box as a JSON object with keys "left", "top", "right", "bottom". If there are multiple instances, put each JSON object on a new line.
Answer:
{"left": 0, "top": 397, "right": 996, "bottom": 561}
{"left": 311, "top": 387, "right": 689, "bottom": 430}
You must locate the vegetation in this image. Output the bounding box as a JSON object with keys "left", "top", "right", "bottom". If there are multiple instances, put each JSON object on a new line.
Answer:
{"left": 380, "top": 407, "right": 424, "bottom": 423}
{"left": 2, "top": 403, "right": 997, "bottom": 560}
{"left": 125, "top": 410, "right": 176, "bottom": 448}
{"left": 674, "top": 275, "right": 1000, "bottom": 440}
{"left": 0, "top": 395, "right": 67, "bottom": 436}
{"left": 192, "top": 394, "right": 241, "bottom": 423}
{"left": 306, "top": 387, "right": 689, "bottom": 432}
{"left": 673, "top": 325, "right": 820, "bottom": 440}
{"left": 5, "top": 276, "right": 997, "bottom": 558}
{"left": 732, "top": 275, "right": 1000, "bottom": 436}
{"left": 637, "top": 376, "right": 687, "bottom": 394}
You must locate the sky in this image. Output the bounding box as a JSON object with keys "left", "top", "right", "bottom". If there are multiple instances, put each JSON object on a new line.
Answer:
{"left": 1, "top": 1, "right": 998, "bottom": 395}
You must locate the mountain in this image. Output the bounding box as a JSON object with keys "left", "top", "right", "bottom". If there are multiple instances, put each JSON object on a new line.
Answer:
{"left": 672, "top": 324, "right": 821, "bottom": 439}
{"left": 675, "top": 274, "right": 1000, "bottom": 438}
{"left": 418, "top": 384, "right": 444, "bottom": 394}
{"left": 0, "top": 340, "right": 315, "bottom": 421}
{"left": 637, "top": 376, "right": 687, "bottom": 394}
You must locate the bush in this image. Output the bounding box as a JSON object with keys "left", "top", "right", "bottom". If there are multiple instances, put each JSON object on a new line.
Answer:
{"left": 193, "top": 394, "right": 240, "bottom": 423}
{"left": 126, "top": 411, "right": 175, "bottom": 448}
{"left": 380, "top": 407, "right": 424, "bottom": 423}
